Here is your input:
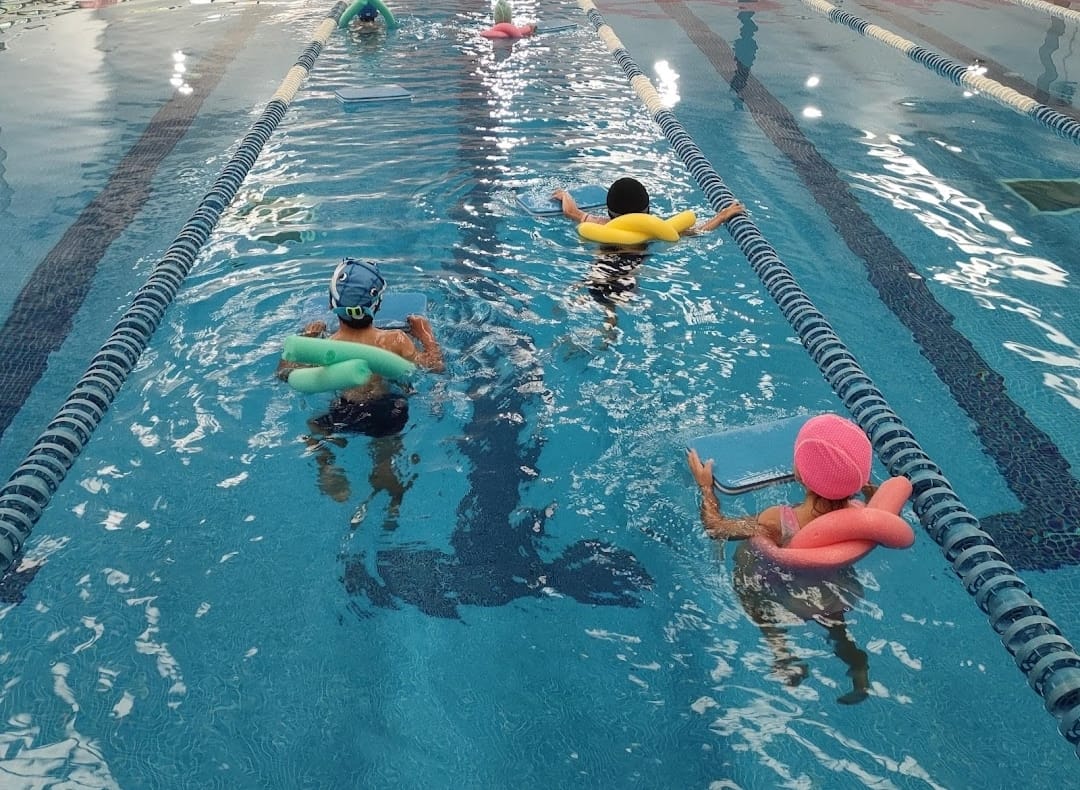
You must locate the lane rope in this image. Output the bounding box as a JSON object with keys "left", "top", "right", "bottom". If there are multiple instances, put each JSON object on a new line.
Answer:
{"left": 801, "top": 0, "right": 1080, "bottom": 146}
{"left": 997, "top": 0, "right": 1080, "bottom": 25}
{"left": 575, "top": 0, "right": 1080, "bottom": 757}
{"left": 0, "top": 3, "right": 348, "bottom": 572}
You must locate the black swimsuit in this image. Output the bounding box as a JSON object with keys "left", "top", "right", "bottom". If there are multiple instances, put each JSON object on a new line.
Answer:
{"left": 585, "top": 250, "right": 648, "bottom": 308}
{"left": 313, "top": 394, "right": 409, "bottom": 438}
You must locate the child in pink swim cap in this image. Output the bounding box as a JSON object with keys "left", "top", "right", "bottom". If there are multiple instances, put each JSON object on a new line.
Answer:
{"left": 793, "top": 413, "right": 874, "bottom": 500}
{"left": 687, "top": 413, "right": 879, "bottom": 704}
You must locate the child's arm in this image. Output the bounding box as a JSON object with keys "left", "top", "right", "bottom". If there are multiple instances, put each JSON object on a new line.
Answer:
{"left": 687, "top": 448, "right": 773, "bottom": 541}
{"left": 552, "top": 188, "right": 606, "bottom": 224}
{"left": 374, "top": 316, "right": 445, "bottom": 373}
{"left": 405, "top": 315, "right": 445, "bottom": 372}
{"left": 684, "top": 202, "right": 746, "bottom": 235}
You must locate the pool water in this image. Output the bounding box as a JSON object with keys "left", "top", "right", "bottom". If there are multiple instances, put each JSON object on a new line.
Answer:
{"left": 1, "top": 0, "right": 1078, "bottom": 786}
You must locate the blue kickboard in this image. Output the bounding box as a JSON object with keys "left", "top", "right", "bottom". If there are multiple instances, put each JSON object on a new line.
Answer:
{"left": 375, "top": 292, "right": 427, "bottom": 329}
{"left": 335, "top": 85, "right": 412, "bottom": 103}
{"left": 537, "top": 21, "right": 577, "bottom": 34}
{"left": 688, "top": 415, "right": 815, "bottom": 496}
{"left": 516, "top": 184, "right": 607, "bottom": 216}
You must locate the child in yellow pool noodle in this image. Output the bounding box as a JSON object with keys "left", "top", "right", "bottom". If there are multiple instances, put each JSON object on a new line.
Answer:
{"left": 552, "top": 177, "right": 744, "bottom": 239}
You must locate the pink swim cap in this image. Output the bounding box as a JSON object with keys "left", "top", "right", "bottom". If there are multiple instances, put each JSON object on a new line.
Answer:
{"left": 793, "top": 414, "right": 872, "bottom": 500}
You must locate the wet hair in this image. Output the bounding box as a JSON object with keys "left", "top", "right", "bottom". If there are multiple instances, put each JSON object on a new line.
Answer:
{"left": 339, "top": 314, "right": 374, "bottom": 330}
{"left": 606, "top": 177, "right": 650, "bottom": 218}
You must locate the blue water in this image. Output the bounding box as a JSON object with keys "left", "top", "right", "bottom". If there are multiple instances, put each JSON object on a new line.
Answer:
{"left": 1, "top": 0, "right": 1079, "bottom": 786}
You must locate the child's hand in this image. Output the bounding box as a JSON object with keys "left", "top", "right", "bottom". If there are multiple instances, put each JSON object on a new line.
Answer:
{"left": 552, "top": 188, "right": 577, "bottom": 210}
{"left": 407, "top": 314, "right": 434, "bottom": 340}
{"left": 695, "top": 202, "right": 746, "bottom": 233}
{"left": 301, "top": 320, "right": 327, "bottom": 337}
{"left": 686, "top": 448, "right": 715, "bottom": 490}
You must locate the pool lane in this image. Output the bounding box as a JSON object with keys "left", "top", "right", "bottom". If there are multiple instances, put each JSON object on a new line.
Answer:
{"left": 0, "top": 6, "right": 263, "bottom": 442}
{"left": 342, "top": 19, "right": 654, "bottom": 619}
{"left": 654, "top": 0, "right": 1080, "bottom": 571}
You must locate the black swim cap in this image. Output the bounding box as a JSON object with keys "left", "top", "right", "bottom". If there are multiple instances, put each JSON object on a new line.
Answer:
{"left": 606, "top": 177, "right": 650, "bottom": 217}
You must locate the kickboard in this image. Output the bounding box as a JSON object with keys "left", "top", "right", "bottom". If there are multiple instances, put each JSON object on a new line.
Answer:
{"left": 375, "top": 292, "right": 427, "bottom": 330}
{"left": 537, "top": 22, "right": 577, "bottom": 34}
{"left": 516, "top": 184, "right": 607, "bottom": 216}
{"left": 688, "top": 415, "right": 815, "bottom": 495}
{"left": 335, "top": 85, "right": 412, "bottom": 103}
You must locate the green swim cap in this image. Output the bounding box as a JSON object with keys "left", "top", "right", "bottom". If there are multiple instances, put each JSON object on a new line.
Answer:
{"left": 494, "top": 0, "right": 513, "bottom": 25}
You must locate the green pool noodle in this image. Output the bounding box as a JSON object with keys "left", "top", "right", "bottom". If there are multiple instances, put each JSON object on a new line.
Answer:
{"left": 282, "top": 335, "right": 416, "bottom": 381}
{"left": 339, "top": 0, "right": 398, "bottom": 29}
{"left": 287, "top": 359, "right": 372, "bottom": 393}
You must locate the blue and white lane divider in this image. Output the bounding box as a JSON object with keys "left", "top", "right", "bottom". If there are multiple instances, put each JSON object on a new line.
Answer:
{"left": 998, "top": 0, "right": 1080, "bottom": 26}
{"left": 800, "top": 0, "right": 1080, "bottom": 147}
{"left": 0, "top": 3, "right": 348, "bottom": 571}
{"left": 575, "top": 0, "right": 1080, "bottom": 758}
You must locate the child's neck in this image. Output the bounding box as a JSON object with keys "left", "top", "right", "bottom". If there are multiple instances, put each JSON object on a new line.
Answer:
{"left": 333, "top": 323, "right": 378, "bottom": 342}
{"left": 803, "top": 491, "right": 849, "bottom": 518}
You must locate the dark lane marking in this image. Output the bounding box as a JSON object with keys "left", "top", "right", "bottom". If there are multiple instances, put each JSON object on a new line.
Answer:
{"left": 0, "top": 6, "right": 262, "bottom": 441}
{"left": 655, "top": 0, "right": 1080, "bottom": 570}
{"left": 343, "top": 368, "right": 654, "bottom": 618}
{"left": 852, "top": 0, "right": 1080, "bottom": 121}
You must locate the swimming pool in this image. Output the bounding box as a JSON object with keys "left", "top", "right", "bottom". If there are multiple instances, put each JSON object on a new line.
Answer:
{"left": 1, "top": 0, "right": 1078, "bottom": 785}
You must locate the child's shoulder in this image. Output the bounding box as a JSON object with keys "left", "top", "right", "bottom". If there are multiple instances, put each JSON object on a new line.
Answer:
{"left": 375, "top": 326, "right": 410, "bottom": 341}
{"left": 374, "top": 327, "right": 414, "bottom": 353}
{"left": 756, "top": 504, "right": 784, "bottom": 526}
{"left": 749, "top": 504, "right": 788, "bottom": 544}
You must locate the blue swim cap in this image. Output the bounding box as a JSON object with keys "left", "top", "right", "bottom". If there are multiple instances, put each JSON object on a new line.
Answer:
{"left": 358, "top": 4, "right": 378, "bottom": 21}
{"left": 329, "top": 258, "right": 386, "bottom": 320}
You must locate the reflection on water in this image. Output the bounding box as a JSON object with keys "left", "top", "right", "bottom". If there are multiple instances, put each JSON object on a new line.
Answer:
{"left": 0, "top": 140, "right": 10, "bottom": 218}
{"left": 699, "top": 686, "right": 945, "bottom": 787}
{"left": 219, "top": 189, "right": 317, "bottom": 250}
{"left": 1036, "top": 14, "right": 1078, "bottom": 107}
{"left": 653, "top": 59, "right": 680, "bottom": 108}
{"left": 0, "top": 708, "right": 119, "bottom": 789}
{"left": 1, "top": 0, "right": 1078, "bottom": 785}
{"left": 852, "top": 133, "right": 1080, "bottom": 411}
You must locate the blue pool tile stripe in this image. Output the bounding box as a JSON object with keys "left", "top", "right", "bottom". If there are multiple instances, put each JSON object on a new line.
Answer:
{"left": 576, "top": 0, "right": 1080, "bottom": 756}
{"left": 807, "top": 0, "right": 1080, "bottom": 146}
{"left": 342, "top": 20, "right": 655, "bottom": 617}
{"left": 0, "top": 3, "right": 348, "bottom": 569}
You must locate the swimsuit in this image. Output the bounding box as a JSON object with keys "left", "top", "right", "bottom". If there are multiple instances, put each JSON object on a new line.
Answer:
{"left": 585, "top": 250, "right": 648, "bottom": 308}
{"left": 777, "top": 505, "right": 802, "bottom": 546}
{"left": 313, "top": 394, "right": 409, "bottom": 438}
{"left": 302, "top": 328, "right": 409, "bottom": 437}
{"left": 733, "top": 504, "right": 864, "bottom": 624}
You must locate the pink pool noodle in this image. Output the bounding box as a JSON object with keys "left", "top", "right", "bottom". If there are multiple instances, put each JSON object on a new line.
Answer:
{"left": 748, "top": 476, "right": 915, "bottom": 571}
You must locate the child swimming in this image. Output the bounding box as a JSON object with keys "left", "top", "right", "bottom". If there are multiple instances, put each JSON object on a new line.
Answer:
{"left": 687, "top": 413, "right": 884, "bottom": 703}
